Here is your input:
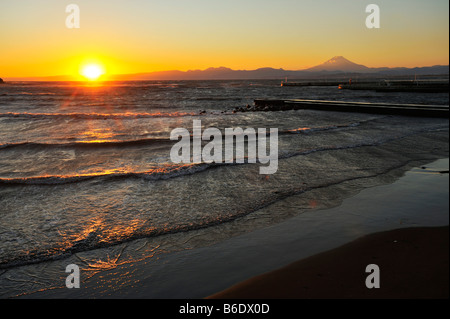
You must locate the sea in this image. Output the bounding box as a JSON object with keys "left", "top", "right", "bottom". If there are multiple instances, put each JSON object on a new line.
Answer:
{"left": 0, "top": 80, "right": 448, "bottom": 297}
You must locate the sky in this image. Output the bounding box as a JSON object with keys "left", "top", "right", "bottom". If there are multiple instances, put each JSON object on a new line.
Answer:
{"left": 0, "top": 0, "right": 449, "bottom": 78}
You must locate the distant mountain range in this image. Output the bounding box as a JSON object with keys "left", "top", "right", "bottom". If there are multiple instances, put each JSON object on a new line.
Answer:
{"left": 107, "top": 56, "right": 450, "bottom": 81}
{"left": 108, "top": 57, "right": 448, "bottom": 80}
{"left": 4, "top": 56, "right": 449, "bottom": 81}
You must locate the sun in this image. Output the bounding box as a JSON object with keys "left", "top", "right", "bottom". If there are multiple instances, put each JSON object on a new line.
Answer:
{"left": 80, "top": 64, "right": 105, "bottom": 81}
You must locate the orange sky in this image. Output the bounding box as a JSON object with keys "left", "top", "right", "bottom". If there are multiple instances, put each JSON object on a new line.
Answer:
{"left": 1, "top": 0, "right": 448, "bottom": 79}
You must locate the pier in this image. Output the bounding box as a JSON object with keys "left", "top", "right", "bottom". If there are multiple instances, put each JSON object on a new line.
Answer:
{"left": 252, "top": 99, "right": 449, "bottom": 118}
{"left": 281, "top": 79, "right": 449, "bottom": 93}
{"left": 338, "top": 80, "right": 449, "bottom": 93}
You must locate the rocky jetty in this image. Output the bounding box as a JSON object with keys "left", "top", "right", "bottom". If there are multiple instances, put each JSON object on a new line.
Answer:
{"left": 231, "top": 101, "right": 288, "bottom": 113}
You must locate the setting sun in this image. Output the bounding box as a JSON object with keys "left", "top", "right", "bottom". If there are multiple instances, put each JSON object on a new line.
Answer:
{"left": 80, "top": 64, "right": 105, "bottom": 81}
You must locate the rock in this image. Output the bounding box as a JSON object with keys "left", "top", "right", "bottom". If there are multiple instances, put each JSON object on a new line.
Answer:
{"left": 0, "top": 78, "right": 4, "bottom": 84}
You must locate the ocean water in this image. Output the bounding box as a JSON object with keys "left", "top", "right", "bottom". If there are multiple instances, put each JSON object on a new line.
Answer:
{"left": 0, "top": 80, "right": 448, "bottom": 297}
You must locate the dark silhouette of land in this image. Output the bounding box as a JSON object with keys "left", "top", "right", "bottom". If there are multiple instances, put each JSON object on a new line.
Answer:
{"left": 3, "top": 57, "right": 449, "bottom": 81}
{"left": 108, "top": 57, "right": 449, "bottom": 81}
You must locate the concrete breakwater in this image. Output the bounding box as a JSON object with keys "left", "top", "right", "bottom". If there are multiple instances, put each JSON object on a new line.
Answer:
{"left": 231, "top": 99, "right": 449, "bottom": 118}
{"left": 338, "top": 80, "right": 449, "bottom": 93}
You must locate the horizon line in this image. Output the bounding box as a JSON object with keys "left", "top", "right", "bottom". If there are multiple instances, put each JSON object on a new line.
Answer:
{"left": 3, "top": 63, "right": 449, "bottom": 81}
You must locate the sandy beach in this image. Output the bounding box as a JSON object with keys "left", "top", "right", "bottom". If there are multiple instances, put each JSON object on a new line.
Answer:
{"left": 208, "top": 159, "right": 450, "bottom": 300}
{"left": 209, "top": 226, "right": 449, "bottom": 299}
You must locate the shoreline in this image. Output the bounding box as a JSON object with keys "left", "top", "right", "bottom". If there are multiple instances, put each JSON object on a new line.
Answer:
{"left": 207, "top": 159, "right": 450, "bottom": 299}
{"left": 208, "top": 226, "right": 449, "bottom": 299}
{"left": 208, "top": 159, "right": 450, "bottom": 299}
{"left": 17, "top": 158, "right": 449, "bottom": 299}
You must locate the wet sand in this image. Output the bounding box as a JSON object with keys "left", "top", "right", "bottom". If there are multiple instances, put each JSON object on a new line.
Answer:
{"left": 209, "top": 226, "right": 449, "bottom": 299}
